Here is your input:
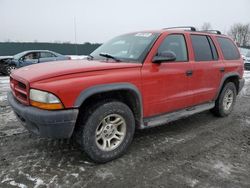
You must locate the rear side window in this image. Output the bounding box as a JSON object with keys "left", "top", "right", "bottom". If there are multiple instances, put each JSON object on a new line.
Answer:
{"left": 158, "top": 34, "right": 188, "bottom": 61}
{"left": 40, "top": 52, "right": 55, "bottom": 58}
{"left": 191, "top": 35, "right": 213, "bottom": 61}
{"left": 217, "top": 37, "right": 240, "bottom": 60}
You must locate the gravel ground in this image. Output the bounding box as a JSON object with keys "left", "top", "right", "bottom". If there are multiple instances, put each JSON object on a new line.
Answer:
{"left": 0, "top": 72, "right": 250, "bottom": 188}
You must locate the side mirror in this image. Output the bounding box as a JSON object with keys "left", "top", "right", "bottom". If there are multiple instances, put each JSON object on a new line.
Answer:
{"left": 153, "top": 51, "right": 176, "bottom": 63}
{"left": 19, "top": 57, "right": 24, "bottom": 62}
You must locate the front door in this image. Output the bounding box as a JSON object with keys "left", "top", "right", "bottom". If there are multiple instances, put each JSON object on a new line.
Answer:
{"left": 20, "top": 52, "right": 39, "bottom": 67}
{"left": 141, "top": 33, "right": 193, "bottom": 117}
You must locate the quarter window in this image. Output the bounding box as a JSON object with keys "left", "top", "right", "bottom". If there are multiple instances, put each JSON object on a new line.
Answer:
{"left": 158, "top": 34, "right": 188, "bottom": 61}
{"left": 217, "top": 37, "right": 240, "bottom": 60}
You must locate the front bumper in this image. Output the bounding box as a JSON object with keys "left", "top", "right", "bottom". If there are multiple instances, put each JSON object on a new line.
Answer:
{"left": 8, "top": 92, "right": 79, "bottom": 138}
{"left": 0, "top": 64, "right": 6, "bottom": 73}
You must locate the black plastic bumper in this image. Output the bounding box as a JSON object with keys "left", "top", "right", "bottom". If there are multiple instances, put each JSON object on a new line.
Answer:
{"left": 0, "top": 64, "right": 5, "bottom": 73}
{"left": 8, "top": 92, "right": 79, "bottom": 138}
{"left": 244, "top": 63, "right": 250, "bottom": 70}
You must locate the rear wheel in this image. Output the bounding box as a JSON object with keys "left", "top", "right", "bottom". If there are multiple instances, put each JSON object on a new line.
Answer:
{"left": 76, "top": 101, "right": 135, "bottom": 163}
{"left": 211, "top": 82, "right": 237, "bottom": 117}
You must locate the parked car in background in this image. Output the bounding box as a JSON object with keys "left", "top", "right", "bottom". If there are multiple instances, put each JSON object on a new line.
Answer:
{"left": 244, "top": 51, "right": 250, "bottom": 70}
{"left": 0, "top": 50, "right": 69, "bottom": 75}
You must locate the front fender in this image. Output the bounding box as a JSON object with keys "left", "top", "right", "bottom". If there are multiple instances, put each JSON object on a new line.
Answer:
{"left": 8, "top": 60, "right": 20, "bottom": 67}
{"left": 74, "top": 82, "right": 142, "bottom": 108}
{"left": 74, "top": 82, "right": 143, "bottom": 128}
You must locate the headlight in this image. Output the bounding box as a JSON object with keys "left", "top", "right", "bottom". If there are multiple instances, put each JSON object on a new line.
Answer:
{"left": 29, "top": 89, "right": 64, "bottom": 110}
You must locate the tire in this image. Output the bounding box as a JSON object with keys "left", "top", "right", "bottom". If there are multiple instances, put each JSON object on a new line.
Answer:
{"left": 211, "top": 82, "right": 237, "bottom": 117}
{"left": 76, "top": 101, "right": 135, "bottom": 163}
{"left": 4, "top": 65, "right": 16, "bottom": 75}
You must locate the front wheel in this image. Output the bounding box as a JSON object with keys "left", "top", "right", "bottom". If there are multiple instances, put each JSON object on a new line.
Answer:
{"left": 211, "top": 82, "right": 237, "bottom": 117}
{"left": 5, "top": 65, "right": 16, "bottom": 75}
{"left": 76, "top": 101, "right": 135, "bottom": 163}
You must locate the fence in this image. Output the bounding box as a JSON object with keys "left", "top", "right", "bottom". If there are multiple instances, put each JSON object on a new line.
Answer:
{"left": 0, "top": 42, "right": 101, "bottom": 56}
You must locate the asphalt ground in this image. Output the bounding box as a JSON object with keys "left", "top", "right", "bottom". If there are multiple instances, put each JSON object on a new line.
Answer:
{"left": 0, "top": 72, "right": 250, "bottom": 188}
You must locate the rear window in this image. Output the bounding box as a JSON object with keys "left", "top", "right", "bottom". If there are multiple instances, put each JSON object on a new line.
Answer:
{"left": 217, "top": 37, "right": 240, "bottom": 60}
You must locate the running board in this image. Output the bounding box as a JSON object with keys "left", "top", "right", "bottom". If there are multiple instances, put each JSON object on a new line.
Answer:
{"left": 140, "top": 102, "right": 215, "bottom": 129}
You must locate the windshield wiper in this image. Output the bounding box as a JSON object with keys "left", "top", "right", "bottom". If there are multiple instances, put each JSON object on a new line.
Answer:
{"left": 99, "top": 53, "right": 121, "bottom": 62}
{"left": 87, "top": 55, "right": 94, "bottom": 60}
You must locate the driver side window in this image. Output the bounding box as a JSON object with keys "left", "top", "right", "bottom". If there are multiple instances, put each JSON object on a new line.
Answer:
{"left": 158, "top": 34, "right": 188, "bottom": 62}
{"left": 23, "top": 52, "right": 39, "bottom": 60}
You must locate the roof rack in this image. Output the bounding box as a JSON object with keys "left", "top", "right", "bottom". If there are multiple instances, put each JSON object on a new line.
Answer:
{"left": 200, "top": 30, "right": 222, "bottom": 34}
{"left": 162, "top": 26, "right": 196, "bottom": 31}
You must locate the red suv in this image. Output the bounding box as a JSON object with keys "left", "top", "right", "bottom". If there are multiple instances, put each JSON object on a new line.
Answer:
{"left": 8, "top": 27, "right": 244, "bottom": 163}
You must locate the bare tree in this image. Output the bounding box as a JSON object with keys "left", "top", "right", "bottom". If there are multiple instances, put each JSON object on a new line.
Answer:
{"left": 200, "top": 22, "right": 212, "bottom": 31}
{"left": 228, "top": 23, "right": 250, "bottom": 46}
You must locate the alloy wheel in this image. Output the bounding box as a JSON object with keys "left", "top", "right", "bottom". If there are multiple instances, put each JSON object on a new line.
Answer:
{"left": 95, "top": 114, "right": 126, "bottom": 151}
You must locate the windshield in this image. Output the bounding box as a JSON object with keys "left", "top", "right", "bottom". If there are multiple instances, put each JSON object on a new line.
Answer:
{"left": 90, "top": 32, "right": 159, "bottom": 63}
{"left": 13, "top": 51, "right": 28, "bottom": 60}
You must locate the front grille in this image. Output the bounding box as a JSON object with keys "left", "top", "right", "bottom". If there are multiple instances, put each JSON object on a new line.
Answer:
{"left": 10, "top": 76, "right": 29, "bottom": 105}
{"left": 18, "top": 82, "right": 26, "bottom": 90}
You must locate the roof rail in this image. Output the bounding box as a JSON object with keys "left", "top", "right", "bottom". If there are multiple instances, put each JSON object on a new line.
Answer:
{"left": 163, "top": 26, "right": 196, "bottom": 31}
{"left": 200, "top": 30, "right": 222, "bottom": 34}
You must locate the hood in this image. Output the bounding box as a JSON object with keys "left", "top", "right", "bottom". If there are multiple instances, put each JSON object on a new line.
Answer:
{"left": 0, "top": 56, "right": 13, "bottom": 61}
{"left": 11, "top": 59, "right": 142, "bottom": 82}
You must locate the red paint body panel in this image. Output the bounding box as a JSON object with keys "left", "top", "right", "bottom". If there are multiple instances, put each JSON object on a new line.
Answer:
{"left": 141, "top": 32, "right": 193, "bottom": 116}
{"left": 30, "top": 67, "right": 142, "bottom": 108}
{"left": 186, "top": 34, "right": 224, "bottom": 105}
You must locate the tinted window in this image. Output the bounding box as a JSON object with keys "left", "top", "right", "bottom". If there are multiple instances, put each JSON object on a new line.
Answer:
{"left": 191, "top": 35, "right": 213, "bottom": 61}
{"left": 217, "top": 37, "right": 240, "bottom": 60}
{"left": 40, "top": 52, "right": 55, "bottom": 58}
{"left": 158, "top": 34, "right": 188, "bottom": 61}
{"left": 207, "top": 37, "right": 218, "bottom": 60}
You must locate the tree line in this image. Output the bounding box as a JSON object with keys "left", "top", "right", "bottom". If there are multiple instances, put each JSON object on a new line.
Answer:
{"left": 200, "top": 22, "right": 250, "bottom": 47}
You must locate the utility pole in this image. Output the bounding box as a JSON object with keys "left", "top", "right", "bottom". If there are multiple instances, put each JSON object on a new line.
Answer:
{"left": 74, "top": 16, "right": 78, "bottom": 55}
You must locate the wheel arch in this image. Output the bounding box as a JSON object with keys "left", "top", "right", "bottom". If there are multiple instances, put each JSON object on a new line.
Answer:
{"left": 215, "top": 72, "right": 240, "bottom": 100}
{"left": 74, "top": 83, "right": 143, "bottom": 129}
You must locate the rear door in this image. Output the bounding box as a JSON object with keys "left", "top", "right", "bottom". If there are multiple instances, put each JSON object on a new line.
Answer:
{"left": 39, "top": 52, "right": 57, "bottom": 63}
{"left": 188, "top": 34, "right": 224, "bottom": 105}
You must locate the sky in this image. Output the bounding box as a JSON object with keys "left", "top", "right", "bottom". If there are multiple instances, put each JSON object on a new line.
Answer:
{"left": 0, "top": 0, "right": 249, "bottom": 43}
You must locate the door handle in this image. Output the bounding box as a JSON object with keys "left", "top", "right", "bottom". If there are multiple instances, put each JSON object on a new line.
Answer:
{"left": 186, "top": 70, "right": 193, "bottom": 76}
{"left": 220, "top": 67, "right": 225, "bottom": 73}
